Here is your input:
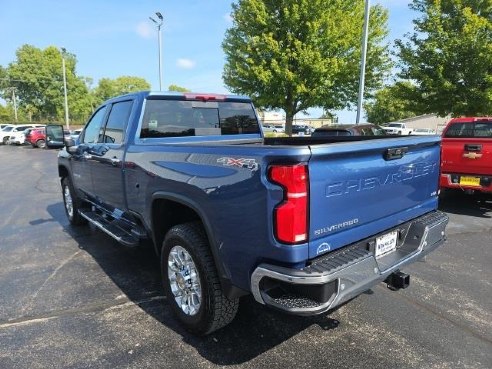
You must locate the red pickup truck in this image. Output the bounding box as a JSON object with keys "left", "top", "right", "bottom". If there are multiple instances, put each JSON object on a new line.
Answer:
{"left": 440, "top": 117, "right": 492, "bottom": 194}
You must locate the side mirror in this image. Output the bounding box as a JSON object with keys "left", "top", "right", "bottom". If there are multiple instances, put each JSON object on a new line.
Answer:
{"left": 65, "top": 137, "right": 79, "bottom": 154}
{"left": 45, "top": 125, "right": 65, "bottom": 149}
{"left": 64, "top": 137, "right": 75, "bottom": 147}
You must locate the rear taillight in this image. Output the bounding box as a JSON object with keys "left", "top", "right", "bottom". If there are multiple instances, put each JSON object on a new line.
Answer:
{"left": 269, "top": 164, "right": 309, "bottom": 244}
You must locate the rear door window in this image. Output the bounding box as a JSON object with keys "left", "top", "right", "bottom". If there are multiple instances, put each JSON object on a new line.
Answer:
{"left": 140, "top": 99, "right": 259, "bottom": 138}
{"left": 100, "top": 100, "right": 133, "bottom": 144}
{"left": 474, "top": 122, "right": 492, "bottom": 137}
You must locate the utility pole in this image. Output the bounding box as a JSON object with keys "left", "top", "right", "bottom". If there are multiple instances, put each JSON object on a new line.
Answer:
{"left": 149, "top": 12, "right": 164, "bottom": 91}
{"left": 356, "top": 0, "right": 370, "bottom": 124}
{"left": 61, "top": 48, "right": 70, "bottom": 129}
{"left": 11, "top": 88, "right": 18, "bottom": 122}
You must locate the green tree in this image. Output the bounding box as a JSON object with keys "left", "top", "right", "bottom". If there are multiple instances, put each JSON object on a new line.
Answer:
{"left": 5, "top": 45, "right": 92, "bottom": 122}
{"left": 0, "top": 66, "right": 7, "bottom": 90}
{"left": 396, "top": 0, "right": 492, "bottom": 116}
{"left": 92, "top": 76, "right": 150, "bottom": 106}
{"left": 168, "top": 84, "right": 190, "bottom": 92}
{"left": 223, "top": 0, "right": 391, "bottom": 135}
{"left": 0, "top": 104, "right": 10, "bottom": 122}
{"left": 364, "top": 82, "right": 418, "bottom": 124}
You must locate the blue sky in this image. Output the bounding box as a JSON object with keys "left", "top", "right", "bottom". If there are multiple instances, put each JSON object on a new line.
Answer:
{"left": 0, "top": 0, "right": 415, "bottom": 122}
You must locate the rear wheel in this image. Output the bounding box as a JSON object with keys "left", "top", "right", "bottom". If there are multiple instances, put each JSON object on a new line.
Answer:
{"left": 36, "top": 139, "right": 46, "bottom": 149}
{"left": 61, "top": 177, "right": 87, "bottom": 225}
{"left": 161, "top": 222, "right": 239, "bottom": 335}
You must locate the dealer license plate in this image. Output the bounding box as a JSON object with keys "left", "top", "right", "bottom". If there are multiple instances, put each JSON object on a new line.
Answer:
{"left": 459, "top": 176, "right": 480, "bottom": 186}
{"left": 375, "top": 231, "right": 398, "bottom": 258}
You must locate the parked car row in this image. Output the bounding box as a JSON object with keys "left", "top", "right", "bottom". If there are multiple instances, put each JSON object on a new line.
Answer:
{"left": 311, "top": 123, "right": 386, "bottom": 137}
{"left": 0, "top": 124, "right": 46, "bottom": 145}
{"left": 266, "top": 123, "right": 436, "bottom": 137}
{"left": 0, "top": 124, "right": 78, "bottom": 148}
{"left": 261, "top": 124, "right": 314, "bottom": 135}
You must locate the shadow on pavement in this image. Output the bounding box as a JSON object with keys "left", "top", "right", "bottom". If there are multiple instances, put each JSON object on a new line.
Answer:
{"left": 45, "top": 202, "right": 340, "bottom": 365}
{"left": 438, "top": 190, "right": 492, "bottom": 218}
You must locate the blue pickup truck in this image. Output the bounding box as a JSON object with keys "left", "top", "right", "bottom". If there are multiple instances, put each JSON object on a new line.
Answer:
{"left": 49, "top": 91, "right": 448, "bottom": 335}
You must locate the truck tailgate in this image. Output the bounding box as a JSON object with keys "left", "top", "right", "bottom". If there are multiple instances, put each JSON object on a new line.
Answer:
{"left": 308, "top": 136, "right": 441, "bottom": 259}
{"left": 441, "top": 137, "right": 492, "bottom": 175}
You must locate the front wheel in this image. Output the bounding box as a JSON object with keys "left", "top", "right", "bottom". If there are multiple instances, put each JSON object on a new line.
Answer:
{"left": 161, "top": 222, "right": 239, "bottom": 335}
{"left": 61, "top": 177, "right": 87, "bottom": 225}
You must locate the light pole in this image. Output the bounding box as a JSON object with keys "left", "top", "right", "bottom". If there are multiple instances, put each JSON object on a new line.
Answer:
{"left": 149, "top": 12, "right": 164, "bottom": 91}
{"left": 61, "top": 47, "right": 70, "bottom": 129}
{"left": 356, "top": 0, "right": 370, "bottom": 124}
{"left": 9, "top": 87, "right": 18, "bottom": 122}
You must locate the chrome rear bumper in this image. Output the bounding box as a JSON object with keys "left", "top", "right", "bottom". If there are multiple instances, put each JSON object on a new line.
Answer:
{"left": 250, "top": 211, "right": 449, "bottom": 315}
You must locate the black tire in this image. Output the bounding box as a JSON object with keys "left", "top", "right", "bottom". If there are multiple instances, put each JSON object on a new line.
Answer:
{"left": 61, "top": 177, "right": 87, "bottom": 226}
{"left": 161, "top": 222, "right": 239, "bottom": 335}
{"left": 36, "top": 139, "right": 46, "bottom": 149}
{"left": 2, "top": 137, "right": 8, "bottom": 145}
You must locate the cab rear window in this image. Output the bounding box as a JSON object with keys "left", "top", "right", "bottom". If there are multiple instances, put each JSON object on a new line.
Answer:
{"left": 444, "top": 122, "right": 492, "bottom": 138}
{"left": 140, "top": 99, "right": 260, "bottom": 138}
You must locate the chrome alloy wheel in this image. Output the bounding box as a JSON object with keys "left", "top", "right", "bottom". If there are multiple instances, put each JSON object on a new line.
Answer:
{"left": 63, "top": 185, "right": 74, "bottom": 218}
{"left": 168, "top": 245, "right": 202, "bottom": 316}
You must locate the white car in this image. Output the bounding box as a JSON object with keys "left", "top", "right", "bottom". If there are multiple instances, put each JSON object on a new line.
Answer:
{"left": 262, "top": 124, "right": 284, "bottom": 133}
{"left": 382, "top": 123, "right": 413, "bottom": 135}
{"left": 411, "top": 128, "right": 436, "bottom": 135}
{"left": 1, "top": 124, "right": 45, "bottom": 145}
{"left": 1, "top": 125, "right": 16, "bottom": 144}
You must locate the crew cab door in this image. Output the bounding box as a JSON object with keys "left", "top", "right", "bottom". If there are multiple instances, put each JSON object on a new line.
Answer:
{"left": 88, "top": 99, "right": 134, "bottom": 210}
{"left": 71, "top": 106, "right": 109, "bottom": 198}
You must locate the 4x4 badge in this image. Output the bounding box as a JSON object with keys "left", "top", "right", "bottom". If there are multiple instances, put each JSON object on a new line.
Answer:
{"left": 217, "top": 157, "right": 258, "bottom": 171}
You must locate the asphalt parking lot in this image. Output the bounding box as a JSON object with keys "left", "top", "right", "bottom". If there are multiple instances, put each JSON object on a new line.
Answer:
{"left": 0, "top": 144, "right": 491, "bottom": 369}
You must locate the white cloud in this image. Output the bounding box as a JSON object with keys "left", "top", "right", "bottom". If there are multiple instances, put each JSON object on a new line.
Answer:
{"left": 176, "top": 58, "right": 196, "bottom": 69}
{"left": 136, "top": 22, "right": 153, "bottom": 39}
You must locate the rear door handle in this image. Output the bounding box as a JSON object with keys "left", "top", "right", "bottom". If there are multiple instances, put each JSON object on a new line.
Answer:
{"left": 110, "top": 157, "right": 121, "bottom": 166}
{"left": 464, "top": 144, "right": 482, "bottom": 152}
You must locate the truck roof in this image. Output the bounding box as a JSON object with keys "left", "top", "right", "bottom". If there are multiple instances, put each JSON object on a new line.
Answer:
{"left": 105, "top": 90, "right": 252, "bottom": 103}
{"left": 447, "top": 117, "right": 492, "bottom": 123}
